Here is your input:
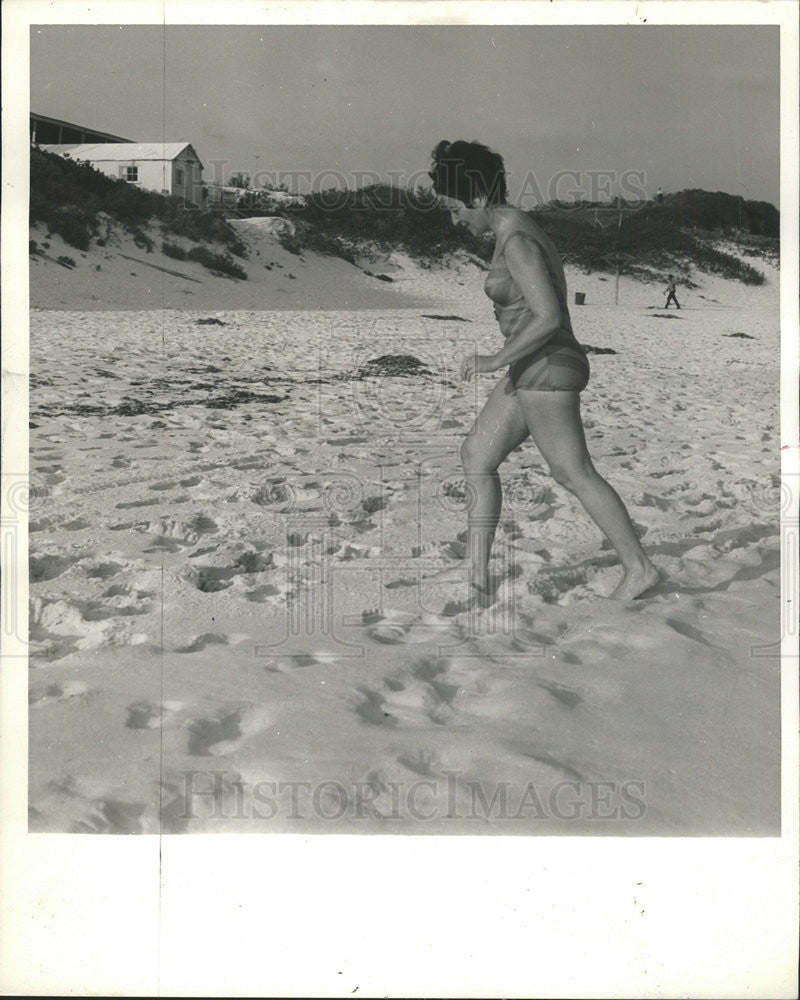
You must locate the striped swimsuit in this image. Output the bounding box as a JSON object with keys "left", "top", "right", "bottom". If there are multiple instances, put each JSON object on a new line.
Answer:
{"left": 485, "top": 227, "right": 590, "bottom": 392}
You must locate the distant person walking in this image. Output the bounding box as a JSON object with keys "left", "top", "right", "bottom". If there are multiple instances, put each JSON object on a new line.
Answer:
{"left": 664, "top": 275, "right": 681, "bottom": 309}
{"left": 655, "top": 187, "right": 664, "bottom": 204}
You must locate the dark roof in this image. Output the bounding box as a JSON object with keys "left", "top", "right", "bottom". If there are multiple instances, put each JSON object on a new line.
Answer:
{"left": 31, "top": 112, "right": 132, "bottom": 143}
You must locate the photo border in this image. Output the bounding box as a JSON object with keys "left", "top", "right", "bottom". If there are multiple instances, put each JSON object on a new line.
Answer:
{"left": 2, "top": 2, "right": 797, "bottom": 997}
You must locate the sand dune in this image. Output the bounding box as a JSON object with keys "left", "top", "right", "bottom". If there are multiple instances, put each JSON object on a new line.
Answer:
{"left": 27, "top": 233, "right": 782, "bottom": 834}
{"left": 28, "top": 217, "right": 449, "bottom": 312}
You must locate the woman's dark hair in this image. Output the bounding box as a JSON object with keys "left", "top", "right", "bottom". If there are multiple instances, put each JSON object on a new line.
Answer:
{"left": 428, "top": 139, "right": 507, "bottom": 205}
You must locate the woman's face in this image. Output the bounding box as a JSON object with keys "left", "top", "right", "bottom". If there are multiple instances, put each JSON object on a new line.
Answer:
{"left": 440, "top": 195, "right": 491, "bottom": 236}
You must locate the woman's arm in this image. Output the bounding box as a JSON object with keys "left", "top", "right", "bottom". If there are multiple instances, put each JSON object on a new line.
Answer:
{"left": 489, "top": 235, "right": 563, "bottom": 368}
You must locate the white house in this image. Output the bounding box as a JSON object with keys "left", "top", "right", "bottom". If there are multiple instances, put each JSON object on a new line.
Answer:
{"left": 42, "top": 142, "right": 206, "bottom": 206}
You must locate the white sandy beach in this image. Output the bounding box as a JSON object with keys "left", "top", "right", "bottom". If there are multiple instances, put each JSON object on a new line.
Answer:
{"left": 26, "top": 229, "right": 782, "bottom": 835}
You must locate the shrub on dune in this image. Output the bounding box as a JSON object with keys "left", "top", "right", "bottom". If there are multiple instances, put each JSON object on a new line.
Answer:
{"left": 185, "top": 245, "right": 247, "bottom": 279}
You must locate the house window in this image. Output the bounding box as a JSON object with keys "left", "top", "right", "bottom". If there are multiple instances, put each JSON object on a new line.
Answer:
{"left": 176, "top": 169, "right": 184, "bottom": 186}
{"left": 121, "top": 166, "right": 138, "bottom": 183}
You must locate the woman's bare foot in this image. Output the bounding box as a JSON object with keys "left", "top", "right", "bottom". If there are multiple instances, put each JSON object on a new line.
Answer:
{"left": 608, "top": 561, "right": 661, "bottom": 600}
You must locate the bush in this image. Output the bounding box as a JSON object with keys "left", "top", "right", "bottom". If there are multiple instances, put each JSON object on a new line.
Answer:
{"left": 161, "top": 204, "right": 248, "bottom": 257}
{"left": 131, "top": 227, "right": 154, "bottom": 252}
{"left": 186, "top": 245, "right": 248, "bottom": 279}
{"left": 278, "top": 230, "right": 305, "bottom": 256}
{"left": 275, "top": 184, "right": 487, "bottom": 265}
{"left": 671, "top": 189, "right": 778, "bottom": 238}
{"left": 162, "top": 241, "right": 187, "bottom": 260}
{"left": 35, "top": 204, "right": 96, "bottom": 251}
{"left": 690, "top": 242, "right": 766, "bottom": 284}
{"left": 530, "top": 201, "right": 772, "bottom": 283}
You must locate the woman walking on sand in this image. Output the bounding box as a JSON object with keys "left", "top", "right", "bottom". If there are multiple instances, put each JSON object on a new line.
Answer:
{"left": 428, "top": 139, "right": 660, "bottom": 603}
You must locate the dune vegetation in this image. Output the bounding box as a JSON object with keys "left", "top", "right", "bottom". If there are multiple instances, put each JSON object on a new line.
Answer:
{"left": 30, "top": 146, "right": 777, "bottom": 285}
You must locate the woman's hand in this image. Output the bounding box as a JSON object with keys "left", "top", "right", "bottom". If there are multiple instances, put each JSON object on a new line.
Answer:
{"left": 460, "top": 353, "right": 502, "bottom": 381}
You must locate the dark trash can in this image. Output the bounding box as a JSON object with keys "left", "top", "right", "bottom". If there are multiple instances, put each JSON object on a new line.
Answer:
{"left": 574, "top": 292, "right": 586, "bottom": 305}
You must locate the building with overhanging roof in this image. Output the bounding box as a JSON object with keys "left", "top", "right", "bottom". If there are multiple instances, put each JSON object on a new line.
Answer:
{"left": 31, "top": 112, "right": 131, "bottom": 145}
{"left": 42, "top": 141, "right": 206, "bottom": 206}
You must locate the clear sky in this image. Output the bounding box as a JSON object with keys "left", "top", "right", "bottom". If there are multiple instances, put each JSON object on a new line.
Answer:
{"left": 30, "top": 23, "right": 780, "bottom": 205}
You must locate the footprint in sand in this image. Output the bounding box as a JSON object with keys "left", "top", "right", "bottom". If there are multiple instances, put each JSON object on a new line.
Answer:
{"left": 82, "top": 594, "right": 154, "bottom": 620}
{"left": 354, "top": 687, "right": 398, "bottom": 726}
{"left": 330, "top": 542, "right": 382, "bottom": 561}
{"left": 245, "top": 583, "right": 287, "bottom": 603}
{"left": 125, "top": 699, "right": 186, "bottom": 730}
{"left": 185, "top": 704, "right": 273, "bottom": 756}
{"left": 30, "top": 593, "right": 151, "bottom": 659}
{"left": 650, "top": 466, "right": 685, "bottom": 480}
{"left": 664, "top": 617, "right": 721, "bottom": 649}
{"left": 39, "top": 471, "right": 67, "bottom": 487}
{"left": 410, "top": 656, "right": 467, "bottom": 708}
{"left": 30, "top": 679, "right": 91, "bottom": 708}
{"left": 83, "top": 560, "right": 126, "bottom": 579}
{"left": 361, "top": 608, "right": 463, "bottom": 645}
{"left": 29, "top": 516, "right": 58, "bottom": 533}
{"left": 503, "top": 739, "right": 591, "bottom": 784}
{"left": 396, "top": 748, "right": 441, "bottom": 776}
{"left": 148, "top": 475, "right": 204, "bottom": 492}
{"left": 361, "top": 495, "right": 388, "bottom": 516}
{"left": 101, "top": 584, "right": 156, "bottom": 615}
{"left": 137, "top": 514, "right": 220, "bottom": 549}
{"left": 426, "top": 654, "right": 495, "bottom": 697}
{"left": 535, "top": 678, "right": 585, "bottom": 709}
{"left": 28, "top": 775, "right": 151, "bottom": 835}
{"left": 354, "top": 656, "right": 465, "bottom": 728}
{"left": 115, "top": 497, "right": 160, "bottom": 509}
{"left": 69, "top": 798, "right": 148, "bottom": 835}
{"left": 384, "top": 576, "right": 419, "bottom": 590}
{"left": 175, "top": 632, "right": 231, "bottom": 654}
{"left": 29, "top": 552, "right": 80, "bottom": 583}
{"left": 181, "top": 544, "right": 286, "bottom": 594}
{"left": 636, "top": 492, "right": 673, "bottom": 511}
{"left": 181, "top": 565, "right": 236, "bottom": 592}
{"left": 63, "top": 517, "right": 94, "bottom": 531}
{"left": 527, "top": 565, "right": 597, "bottom": 604}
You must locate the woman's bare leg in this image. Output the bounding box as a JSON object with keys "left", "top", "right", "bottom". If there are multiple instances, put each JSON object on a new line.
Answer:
{"left": 435, "top": 376, "right": 529, "bottom": 596}
{"left": 514, "top": 388, "right": 660, "bottom": 599}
